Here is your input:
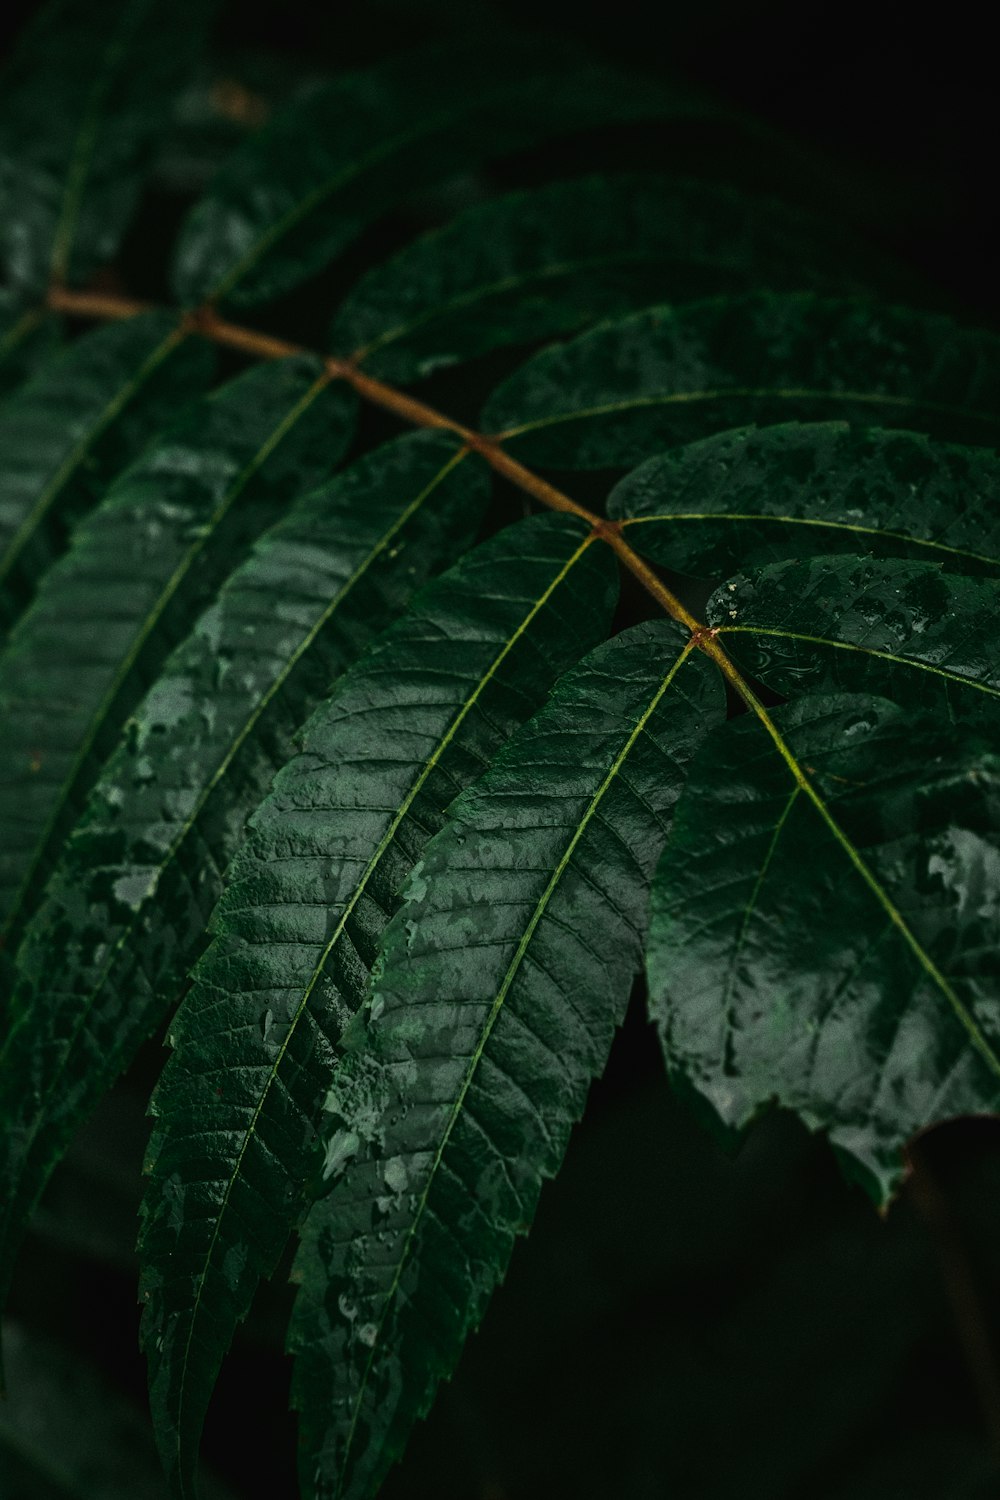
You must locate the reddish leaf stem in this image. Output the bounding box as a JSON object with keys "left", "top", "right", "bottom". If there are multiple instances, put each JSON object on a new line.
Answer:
{"left": 47, "top": 284, "right": 706, "bottom": 639}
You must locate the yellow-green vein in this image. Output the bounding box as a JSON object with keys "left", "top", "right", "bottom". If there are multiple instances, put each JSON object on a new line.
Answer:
{"left": 619, "top": 512, "right": 1000, "bottom": 572}
{"left": 49, "top": 0, "right": 151, "bottom": 283}
{"left": 718, "top": 782, "right": 801, "bottom": 1071}
{"left": 336, "top": 633, "right": 698, "bottom": 1487}
{"left": 350, "top": 250, "right": 660, "bottom": 364}
{"left": 494, "top": 387, "right": 1000, "bottom": 441}
{"left": 736, "top": 679, "right": 1000, "bottom": 1078}
{"left": 0, "top": 366, "right": 330, "bottom": 940}
{"left": 2, "top": 446, "right": 474, "bottom": 1203}
{"left": 717, "top": 625, "right": 1000, "bottom": 697}
{"left": 209, "top": 91, "right": 506, "bottom": 304}
{"left": 0, "top": 321, "right": 187, "bottom": 586}
{"left": 168, "top": 529, "right": 598, "bottom": 1468}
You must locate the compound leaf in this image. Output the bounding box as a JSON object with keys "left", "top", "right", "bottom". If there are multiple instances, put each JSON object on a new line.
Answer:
{"left": 289, "top": 622, "right": 725, "bottom": 1500}
{"left": 0, "top": 430, "right": 488, "bottom": 1329}
{"left": 647, "top": 695, "right": 1000, "bottom": 1203}
{"left": 482, "top": 295, "right": 1000, "bottom": 468}
{"left": 0, "top": 356, "right": 356, "bottom": 952}
{"left": 138, "top": 513, "right": 617, "bottom": 1498}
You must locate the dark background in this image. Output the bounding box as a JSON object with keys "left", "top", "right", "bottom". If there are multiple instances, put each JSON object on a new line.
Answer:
{"left": 2, "top": 2, "right": 999, "bottom": 1497}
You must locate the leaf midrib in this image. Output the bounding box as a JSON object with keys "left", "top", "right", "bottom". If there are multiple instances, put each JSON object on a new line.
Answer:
{"left": 49, "top": 0, "right": 151, "bottom": 283}
{"left": 351, "top": 248, "right": 681, "bottom": 364}
{"left": 334, "top": 635, "right": 696, "bottom": 1488}
{"left": 495, "top": 388, "right": 1000, "bottom": 440}
{"left": 718, "top": 624, "right": 1000, "bottom": 697}
{"left": 734, "top": 680, "right": 1000, "bottom": 1078}
{"left": 1, "top": 367, "right": 330, "bottom": 941}
{"left": 619, "top": 512, "right": 1000, "bottom": 573}
{"left": 165, "top": 532, "right": 597, "bottom": 1475}
{"left": 208, "top": 69, "right": 555, "bottom": 303}
{"left": 0, "top": 321, "right": 185, "bottom": 587}
{"left": 5, "top": 448, "right": 471, "bottom": 1221}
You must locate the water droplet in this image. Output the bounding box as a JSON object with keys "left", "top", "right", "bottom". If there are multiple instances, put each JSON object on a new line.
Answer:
{"left": 322, "top": 1127, "right": 360, "bottom": 1181}
{"left": 383, "top": 1156, "right": 408, "bottom": 1194}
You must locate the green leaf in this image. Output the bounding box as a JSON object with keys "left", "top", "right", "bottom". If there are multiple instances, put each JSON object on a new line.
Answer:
{"left": 0, "top": 312, "right": 213, "bottom": 635}
{"left": 482, "top": 295, "right": 1000, "bottom": 468}
{"left": 332, "top": 175, "right": 881, "bottom": 383}
{"left": 0, "top": 430, "right": 489, "bottom": 1329}
{"left": 0, "top": 356, "right": 356, "bottom": 953}
{"left": 707, "top": 554, "right": 1000, "bottom": 716}
{"left": 138, "top": 513, "right": 617, "bottom": 1499}
{"left": 289, "top": 622, "right": 726, "bottom": 1500}
{"left": 0, "top": 0, "right": 213, "bottom": 294}
{"left": 0, "top": 293, "right": 60, "bottom": 400}
{"left": 608, "top": 422, "right": 1000, "bottom": 582}
{"left": 646, "top": 694, "right": 1000, "bottom": 1203}
{"left": 172, "top": 38, "right": 695, "bottom": 311}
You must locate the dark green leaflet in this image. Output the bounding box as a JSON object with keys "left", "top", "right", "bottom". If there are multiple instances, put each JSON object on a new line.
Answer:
{"left": 0, "top": 294, "right": 60, "bottom": 401}
{"left": 332, "top": 175, "right": 880, "bottom": 384}
{"left": 482, "top": 295, "right": 1000, "bottom": 468}
{"left": 608, "top": 423, "right": 1000, "bottom": 582}
{"left": 0, "top": 313, "right": 213, "bottom": 635}
{"left": 0, "top": 431, "right": 488, "bottom": 1336}
{"left": 172, "top": 37, "right": 692, "bottom": 310}
{"left": 646, "top": 695, "right": 1000, "bottom": 1203}
{"left": 0, "top": 0, "right": 211, "bottom": 294}
{"left": 707, "top": 555, "right": 1000, "bottom": 717}
{"left": 0, "top": 357, "right": 356, "bottom": 952}
{"left": 138, "top": 513, "right": 617, "bottom": 1499}
{"left": 289, "top": 624, "right": 725, "bottom": 1500}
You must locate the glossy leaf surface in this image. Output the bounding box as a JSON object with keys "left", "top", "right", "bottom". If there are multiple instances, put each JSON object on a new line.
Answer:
{"left": 0, "top": 431, "right": 488, "bottom": 1328}
{"left": 647, "top": 695, "right": 1000, "bottom": 1202}
{"left": 172, "top": 38, "right": 690, "bottom": 310}
{"left": 707, "top": 554, "right": 1000, "bottom": 716}
{"left": 332, "top": 176, "right": 880, "bottom": 383}
{"left": 139, "top": 514, "right": 617, "bottom": 1498}
{"left": 0, "top": 312, "right": 211, "bottom": 634}
{"left": 0, "top": 0, "right": 211, "bottom": 293}
{"left": 289, "top": 624, "right": 725, "bottom": 1500}
{"left": 608, "top": 422, "right": 1000, "bottom": 582}
{"left": 483, "top": 295, "right": 1000, "bottom": 468}
{"left": 0, "top": 357, "right": 356, "bottom": 950}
